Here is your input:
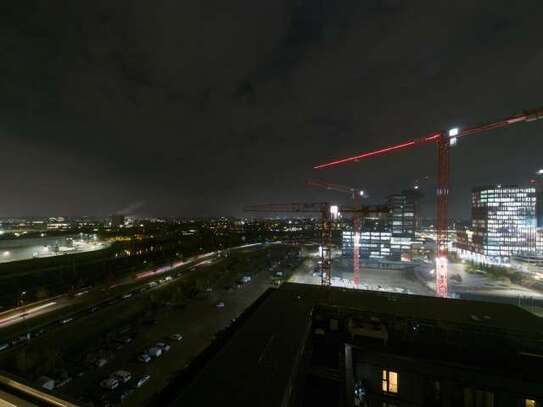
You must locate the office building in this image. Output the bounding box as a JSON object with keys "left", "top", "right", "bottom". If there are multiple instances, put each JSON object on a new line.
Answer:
{"left": 386, "top": 189, "right": 421, "bottom": 260}
{"left": 538, "top": 189, "right": 543, "bottom": 228}
{"left": 472, "top": 185, "right": 537, "bottom": 261}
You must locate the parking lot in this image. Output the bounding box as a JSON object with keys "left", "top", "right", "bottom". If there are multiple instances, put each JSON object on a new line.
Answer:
{"left": 0, "top": 245, "right": 300, "bottom": 406}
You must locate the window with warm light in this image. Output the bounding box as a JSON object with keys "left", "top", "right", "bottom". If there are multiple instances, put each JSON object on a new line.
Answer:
{"left": 382, "top": 370, "right": 398, "bottom": 394}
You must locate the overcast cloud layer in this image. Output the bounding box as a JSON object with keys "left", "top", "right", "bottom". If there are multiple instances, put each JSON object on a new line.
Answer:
{"left": 1, "top": 0, "right": 543, "bottom": 217}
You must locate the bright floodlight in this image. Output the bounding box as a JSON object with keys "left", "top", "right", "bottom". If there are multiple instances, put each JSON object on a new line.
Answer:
{"left": 538, "top": 169, "right": 543, "bottom": 175}
{"left": 359, "top": 190, "right": 365, "bottom": 197}
{"left": 330, "top": 205, "right": 339, "bottom": 216}
{"left": 448, "top": 127, "right": 459, "bottom": 137}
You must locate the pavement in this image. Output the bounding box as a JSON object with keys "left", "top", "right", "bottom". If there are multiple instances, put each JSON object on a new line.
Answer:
{"left": 290, "top": 257, "right": 433, "bottom": 295}
{"left": 291, "top": 255, "right": 543, "bottom": 314}
{"left": 56, "top": 249, "right": 282, "bottom": 406}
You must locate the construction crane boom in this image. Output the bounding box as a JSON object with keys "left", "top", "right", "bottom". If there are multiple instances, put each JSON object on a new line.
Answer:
{"left": 306, "top": 180, "right": 366, "bottom": 286}
{"left": 314, "top": 108, "right": 543, "bottom": 170}
{"left": 313, "top": 106, "right": 543, "bottom": 297}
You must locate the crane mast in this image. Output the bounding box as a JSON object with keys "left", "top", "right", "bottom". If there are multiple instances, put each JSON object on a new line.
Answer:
{"left": 314, "top": 107, "right": 543, "bottom": 297}
{"left": 306, "top": 180, "right": 364, "bottom": 286}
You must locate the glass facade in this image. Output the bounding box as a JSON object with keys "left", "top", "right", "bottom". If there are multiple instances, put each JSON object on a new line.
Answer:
{"left": 386, "top": 191, "right": 419, "bottom": 260}
{"left": 472, "top": 186, "right": 537, "bottom": 260}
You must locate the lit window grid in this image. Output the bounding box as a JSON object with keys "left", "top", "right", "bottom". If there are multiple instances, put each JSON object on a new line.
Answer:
{"left": 472, "top": 187, "right": 537, "bottom": 258}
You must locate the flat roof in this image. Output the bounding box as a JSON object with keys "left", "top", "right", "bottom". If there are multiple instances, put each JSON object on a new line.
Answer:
{"left": 160, "top": 283, "right": 543, "bottom": 407}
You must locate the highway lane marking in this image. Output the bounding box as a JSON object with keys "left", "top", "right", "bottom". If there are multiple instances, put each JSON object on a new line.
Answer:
{"left": 258, "top": 335, "right": 275, "bottom": 364}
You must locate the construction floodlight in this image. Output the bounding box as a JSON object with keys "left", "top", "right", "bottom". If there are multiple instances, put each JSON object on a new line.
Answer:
{"left": 448, "top": 127, "right": 459, "bottom": 137}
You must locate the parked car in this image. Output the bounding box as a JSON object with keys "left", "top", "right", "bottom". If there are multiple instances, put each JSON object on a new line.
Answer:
{"left": 169, "top": 333, "right": 183, "bottom": 341}
{"left": 112, "top": 370, "right": 131, "bottom": 383}
{"left": 11, "top": 334, "right": 30, "bottom": 346}
{"left": 100, "top": 377, "right": 119, "bottom": 390}
{"left": 55, "top": 377, "right": 72, "bottom": 388}
{"left": 32, "top": 328, "right": 46, "bottom": 337}
{"left": 138, "top": 353, "right": 151, "bottom": 363}
{"left": 147, "top": 346, "right": 162, "bottom": 358}
{"left": 94, "top": 358, "right": 108, "bottom": 368}
{"left": 115, "top": 336, "right": 133, "bottom": 344}
{"left": 155, "top": 342, "right": 170, "bottom": 352}
{"left": 36, "top": 376, "right": 55, "bottom": 391}
{"left": 135, "top": 374, "right": 151, "bottom": 388}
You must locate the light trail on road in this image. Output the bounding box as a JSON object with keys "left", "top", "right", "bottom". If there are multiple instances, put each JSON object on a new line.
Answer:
{"left": 0, "top": 301, "right": 57, "bottom": 328}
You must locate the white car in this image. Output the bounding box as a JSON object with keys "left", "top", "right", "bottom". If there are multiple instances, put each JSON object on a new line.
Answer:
{"left": 138, "top": 353, "right": 151, "bottom": 363}
{"left": 135, "top": 374, "right": 151, "bottom": 388}
{"left": 155, "top": 342, "right": 170, "bottom": 352}
{"left": 100, "top": 377, "right": 119, "bottom": 390}
{"left": 112, "top": 370, "right": 131, "bottom": 383}
{"left": 170, "top": 333, "right": 183, "bottom": 341}
{"left": 147, "top": 346, "right": 162, "bottom": 358}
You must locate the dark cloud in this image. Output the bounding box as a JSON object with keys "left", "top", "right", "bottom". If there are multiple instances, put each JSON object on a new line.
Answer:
{"left": 1, "top": 0, "right": 542, "bottom": 217}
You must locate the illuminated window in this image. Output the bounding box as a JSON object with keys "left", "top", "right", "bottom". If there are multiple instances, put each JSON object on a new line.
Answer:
{"left": 525, "top": 400, "right": 537, "bottom": 407}
{"left": 382, "top": 370, "right": 398, "bottom": 394}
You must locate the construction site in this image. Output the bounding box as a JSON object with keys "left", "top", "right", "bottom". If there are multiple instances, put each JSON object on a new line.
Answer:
{"left": 246, "top": 107, "right": 543, "bottom": 304}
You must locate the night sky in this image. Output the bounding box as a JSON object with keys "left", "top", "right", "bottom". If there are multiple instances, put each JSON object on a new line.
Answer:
{"left": 1, "top": 1, "right": 543, "bottom": 218}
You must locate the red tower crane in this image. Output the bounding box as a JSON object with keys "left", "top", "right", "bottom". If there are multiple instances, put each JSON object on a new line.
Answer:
{"left": 306, "top": 180, "right": 365, "bottom": 286}
{"left": 244, "top": 202, "right": 386, "bottom": 286}
{"left": 314, "top": 107, "right": 543, "bottom": 297}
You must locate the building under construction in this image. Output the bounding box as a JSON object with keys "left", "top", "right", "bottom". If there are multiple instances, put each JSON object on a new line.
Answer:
{"left": 342, "top": 188, "right": 422, "bottom": 262}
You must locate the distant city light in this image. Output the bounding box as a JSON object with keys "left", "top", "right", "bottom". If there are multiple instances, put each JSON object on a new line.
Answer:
{"left": 537, "top": 169, "right": 543, "bottom": 175}
{"left": 414, "top": 185, "right": 419, "bottom": 190}
{"left": 2, "top": 251, "right": 10, "bottom": 257}
{"left": 359, "top": 190, "right": 365, "bottom": 197}
{"left": 330, "top": 205, "right": 339, "bottom": 219}
{"left": 0, "top": 230, "right": 4, "bottom": 235}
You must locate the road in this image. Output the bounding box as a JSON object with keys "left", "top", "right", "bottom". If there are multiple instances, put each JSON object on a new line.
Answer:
{"left": 0, "top": 243, "right": 263, "bottom": 331}
{"left": 0, "top": 243, "right": 298, "bottom": 406}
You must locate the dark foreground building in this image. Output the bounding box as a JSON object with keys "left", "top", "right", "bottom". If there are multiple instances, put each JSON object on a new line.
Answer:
{"left": 155, "top": 283, "right": 543, "bottom": 407}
